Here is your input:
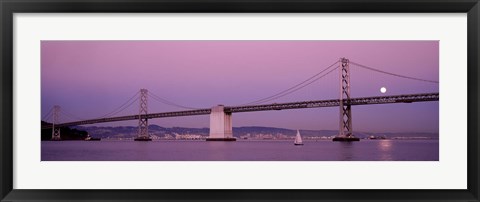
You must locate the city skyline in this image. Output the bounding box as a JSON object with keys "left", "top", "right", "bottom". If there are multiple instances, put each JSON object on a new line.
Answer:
{"left": 41, "top": 40, "right": 439, "bottom": 133}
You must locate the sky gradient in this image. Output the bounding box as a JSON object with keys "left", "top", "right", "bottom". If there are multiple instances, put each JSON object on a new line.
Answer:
{"left": 41, "top": 41, "right": 439, "bottom": 133}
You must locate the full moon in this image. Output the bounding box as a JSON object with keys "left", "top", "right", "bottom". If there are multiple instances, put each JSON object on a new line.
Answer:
{"left": 380, "top": 87, "right": 387, "bottom": 93}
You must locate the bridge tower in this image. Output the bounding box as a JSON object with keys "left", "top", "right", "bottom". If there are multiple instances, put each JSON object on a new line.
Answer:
{"left": 51, "top": 105, "right": 61, "bottom": 141}
{"left": 333, "top": 58, "right": 359, "bottom": 141}
{"left": 135, "top": 89, "right": 152, "bottom": 141}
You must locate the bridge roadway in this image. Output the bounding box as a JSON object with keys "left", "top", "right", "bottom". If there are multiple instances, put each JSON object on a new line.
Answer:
{"left": 42, "top": 92, "right": 439, "bottom": 129}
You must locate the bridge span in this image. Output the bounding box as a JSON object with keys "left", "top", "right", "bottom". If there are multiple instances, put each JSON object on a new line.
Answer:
{"left": 43, "top": 92, "right": 438, "bottom": 129}
{"left": 43, "top": 58, "right": 439, "bottom": 142}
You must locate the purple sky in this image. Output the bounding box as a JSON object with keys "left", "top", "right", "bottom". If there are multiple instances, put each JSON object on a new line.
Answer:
{"left": 41, "top": 41, "right": 439, "bottom": 133}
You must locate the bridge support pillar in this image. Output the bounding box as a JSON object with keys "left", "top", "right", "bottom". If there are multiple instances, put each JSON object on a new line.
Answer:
{"left": 51, "top": 105, "right": 61, "bottom": 141}
{"left": 207, "top": 105, "right": 236, "bottom": 141}
{"left": 333, "top": 58, "right": 359, "bottom": 142}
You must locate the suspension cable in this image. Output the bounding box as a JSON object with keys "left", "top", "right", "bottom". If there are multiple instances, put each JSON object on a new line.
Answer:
{"left": 240, "top": 61, "right": 339, "bottom": 105}
{"left": 246, "top": 65, "right": 339, "bottom": 105}
{"left": 60, "top": 109, "right": 86, "bottom": 122}
{"left": 350, "top": 61, "right": 439, "bottom": 84}
{"left": 149, "top": 91, "right": 200, "bottom": 110}
{"left": 100, "top": 97, "right": 140, "bottom": 118}
{"left": 95, "top": 91, "right": 141, "bottom": 118}
{"left": 42, "top": 107, "right": 53, "bottom": 121}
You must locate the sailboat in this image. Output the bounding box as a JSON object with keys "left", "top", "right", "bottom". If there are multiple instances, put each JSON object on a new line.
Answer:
{"left": 294, "top": 130, "right": 303, "bottom": 145}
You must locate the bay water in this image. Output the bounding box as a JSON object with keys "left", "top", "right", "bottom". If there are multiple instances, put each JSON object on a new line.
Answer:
{"left": 41, "top": 139, "right": 438, "bottom": 161}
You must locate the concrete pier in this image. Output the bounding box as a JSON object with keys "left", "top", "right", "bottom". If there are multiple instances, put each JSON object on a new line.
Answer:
{"left": 207, "top": 105, "right": 236, "bottom": 141}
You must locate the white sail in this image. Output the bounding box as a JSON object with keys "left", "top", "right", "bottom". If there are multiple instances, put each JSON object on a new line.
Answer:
{"left": 294, "top": 130, "right": 303, "bottom": 145}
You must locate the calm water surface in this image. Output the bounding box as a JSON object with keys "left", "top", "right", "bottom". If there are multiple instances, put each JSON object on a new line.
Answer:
{"left": 41, "top": 139, "right": 438, "bottom": 161}
{"left": 41, "top": 140, "right": 439, "bottom": 161}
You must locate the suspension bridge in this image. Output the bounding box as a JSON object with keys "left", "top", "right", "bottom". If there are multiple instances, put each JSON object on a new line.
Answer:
{"left": 41, "top": 58, "right": 439, "bottom": 142}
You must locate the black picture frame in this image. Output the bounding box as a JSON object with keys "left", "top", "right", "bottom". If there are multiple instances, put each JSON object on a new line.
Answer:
{"left": 1, "top": 0, "right": 479, "bottom": 201}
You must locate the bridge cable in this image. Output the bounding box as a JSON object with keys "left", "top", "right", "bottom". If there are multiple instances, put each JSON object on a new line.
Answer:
{"left": 149, "top": 91, "right": 201, "bottom": 110}
{"left": 41, "top": 107, "right": 53, "bottom": 121}
{"left": 246, "top": 65, "right": 339, "bottom": 105}
{"left": 58, "top": 91, "right": 141, "bottom": 122}
{"left": 240, "top": 61, "right": 340, "bottom": 105}
{"left": 58, "top": 111, "right": 77, "bottom": 123}
{"left": 99, "top": 96, "right": 140, "bottom": 118}
{"left": 60, "top": 110, "right": 88, "bottom": 122}
{"left": 350, "top": 61, "right": 439, "bottom": 84}
{"left": 94, "top": 91, "right": 141, "bottom": 119}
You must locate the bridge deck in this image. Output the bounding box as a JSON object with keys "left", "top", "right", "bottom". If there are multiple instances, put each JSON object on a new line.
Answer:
{"left": 226, "top": 93, "right": 439, "bottom": 113}
{"left": 42, "top": 93, "right": 439, "bottom": 129}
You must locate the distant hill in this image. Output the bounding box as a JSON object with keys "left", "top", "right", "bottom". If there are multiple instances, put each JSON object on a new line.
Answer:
{"left": 71, "top": 124, "right": 438, "bottom": 139}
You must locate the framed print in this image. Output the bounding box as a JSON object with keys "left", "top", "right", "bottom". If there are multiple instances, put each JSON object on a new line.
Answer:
{"left": 1, "top": 0, "right": 479, "bottom": 201}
